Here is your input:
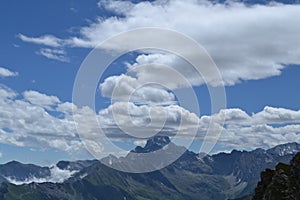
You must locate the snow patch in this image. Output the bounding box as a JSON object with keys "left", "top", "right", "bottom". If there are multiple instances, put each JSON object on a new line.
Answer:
{"left": 79, "top": 173, "right": 88, "bottom": 179}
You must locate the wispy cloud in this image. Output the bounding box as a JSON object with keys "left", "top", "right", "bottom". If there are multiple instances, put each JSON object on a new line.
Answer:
{"left": 0, "top": 67, "right": 18, "bottom": 77}
{"left": 18, "top": 34, "right": 63, "bottom": 47}
{"left": 37, "top": 48, "right": 70, "bottom": 62}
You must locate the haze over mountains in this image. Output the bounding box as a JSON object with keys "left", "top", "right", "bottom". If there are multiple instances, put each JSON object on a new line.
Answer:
{"left": 0, "top": 136, "right": 300, "bottom": 200}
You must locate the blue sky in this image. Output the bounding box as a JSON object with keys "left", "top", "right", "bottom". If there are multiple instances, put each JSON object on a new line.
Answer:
{"left": 1, "top": 0, "right": 300, "bottom": 166}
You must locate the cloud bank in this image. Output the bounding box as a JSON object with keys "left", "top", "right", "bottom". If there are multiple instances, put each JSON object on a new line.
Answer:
{"left": 1, "top": 83, "right": 299, "bottom": 152}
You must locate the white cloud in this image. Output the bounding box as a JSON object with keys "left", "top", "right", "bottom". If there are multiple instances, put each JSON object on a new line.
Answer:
{"left": 99, "top": 74, "right": 175, "bottom": 104}
{"left": 99, "top": 54, "right": 199, "bottom": 106}
{"left": 0, "top": 84, "right": 17, "bottom": 99}
{"left": 19, "top": 0, "right": 300, "bottom": 86}
{"left": 98, "top": 102, "right": 200, "bottom": 136}
{"left": 23, "top": 90, "right": 60, "bottom": 110}
{"left": 37, "top": 48, "right": 69, "bottom": 62}
{"left": 56, "top": 102, "right": 75, "bottom": 116}
{"left": 126, "top": 54, "right": 202, "bottom": 88}
{"left": 18, "top": 34, "right": 63, "bottom": 47}
{"left": 95, "top": 102, "right": 300, "bottom": 150}
{"left": 96, "top": 101, "right": 300, "bottom": 150}
{"left": 98, "top": 0, "right": 135, "bottom": 14}
{"left": 133, "top": 139, "right": 147, "bottom": 147}
{"left": 199, "top": 107, "right": 300, "bottom": 149}
{"left": 0, "top": 83, "right": 300, "bottom": 155}
{"left": 203, "top": 107, "right": 300, "bottom": 126}
{"left": 0, "top": 67, "right": 18, "bottom": 77}
{"left": 252, "top": 106, "right": 300, "bottom": 124}
{"left": 0, "top": 85, "right": 80, "bottom": 152}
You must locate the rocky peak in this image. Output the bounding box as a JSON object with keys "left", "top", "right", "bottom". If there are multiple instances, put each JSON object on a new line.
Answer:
{"left": 132, "top": 136, "right": 171, "bottom": 153}
{"left": 145, "top": 136, "right": 170, "bottom": 148}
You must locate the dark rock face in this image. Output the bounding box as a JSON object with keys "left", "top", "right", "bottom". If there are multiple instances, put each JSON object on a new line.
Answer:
{"left": 253, "top": 152, "right": 300, "bottom": 200}
{"left": 56, "top": 160, "right": 98, "bottom": 171}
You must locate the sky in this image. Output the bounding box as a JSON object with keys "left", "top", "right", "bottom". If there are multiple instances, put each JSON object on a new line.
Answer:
{"left": 0, "top": 0, "right": 300, "bottom": 166}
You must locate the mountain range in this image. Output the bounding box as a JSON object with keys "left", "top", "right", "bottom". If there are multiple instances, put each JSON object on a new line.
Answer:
{"left": 0, "top": 136, "right": 299, "bottom": 200}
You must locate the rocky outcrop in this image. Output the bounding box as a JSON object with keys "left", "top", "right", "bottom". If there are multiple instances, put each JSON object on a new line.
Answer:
{"left": 253, "top": 152, "right": 300, "bottom": 200}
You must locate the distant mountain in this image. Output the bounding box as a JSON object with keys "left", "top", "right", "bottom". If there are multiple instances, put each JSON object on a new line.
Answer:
{"left": 0, "top": 159, "right": 97, "bottom": 185}
{"left": 253, "top": 152, "right": 300, "bottom": 200}
{"left": 0, "top": 161, "right": 50, "bottom": 183}
{"left": 0, "top": 136, "right": 299, "bottom": 199}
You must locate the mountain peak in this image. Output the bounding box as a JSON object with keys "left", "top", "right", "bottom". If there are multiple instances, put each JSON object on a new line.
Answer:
{"left": 5, "top": 160, "right": 21, "bottom": 165}
{"left": 132, "top": 136, "right": 171, "bottom": 153}
{"left": 145, "top": 135, "right": 170, "bottom": 148}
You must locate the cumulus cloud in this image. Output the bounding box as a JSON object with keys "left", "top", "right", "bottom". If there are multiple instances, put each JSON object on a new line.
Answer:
{"left": 96, "top": 101, "right": 300, "bottom": 150}
{"left": 199, "top": 107, "right": 300, "bottom": 149}
{"left": 0, "top": 67, "right": 18, "bottom": 77}
{"left": 0, "top": 85, "right": 80, "bottom": 152}
{"left": 98, "top": 102, "right": 200, "bottom": 138}
{"left": 99, "top": 74, "right": 175, "bottom": 104}
{"left": 253, "top": 106, "right": 300, "bottom": 124}
{"left": 37, "top": 48, "right": 69, "bottom": 62}
{"left": 0, "top": 83, "right": 300, "bottom": 154}
{"left": 126, "top": 54, "right": 203, "bottom": 88}
{"left": 98, "top": 54, "right": 198, "bottom": 105}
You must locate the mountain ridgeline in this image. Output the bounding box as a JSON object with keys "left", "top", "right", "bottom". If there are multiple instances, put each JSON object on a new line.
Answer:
{"left": 0, "top": 136, "right": 299, "bottom": 200}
